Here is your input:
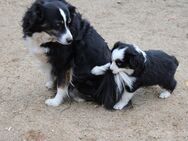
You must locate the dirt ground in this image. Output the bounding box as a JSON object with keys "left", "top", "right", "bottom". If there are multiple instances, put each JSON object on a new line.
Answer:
{"left": 0, "top": 0, "right": 188, "bottom": 141}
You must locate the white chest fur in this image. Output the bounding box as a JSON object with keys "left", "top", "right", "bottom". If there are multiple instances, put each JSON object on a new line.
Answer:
{"left": 24, "top": 32, "right": 55, "bottom": 63}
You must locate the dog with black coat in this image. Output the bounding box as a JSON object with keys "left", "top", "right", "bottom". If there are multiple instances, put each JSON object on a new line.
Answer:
{"left": 91, "top": 41, "right": 179, "bottom": 110}
{"left": 22, "top": 0, "right": 119, "bottom": 109}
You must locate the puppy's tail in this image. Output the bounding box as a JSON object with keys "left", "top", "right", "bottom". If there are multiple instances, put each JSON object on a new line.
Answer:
{"left": 172, "top": 56, "right": 179, "bottom": 67}
{"left": 94, "top": 70, "right": 121, "bottom": 110}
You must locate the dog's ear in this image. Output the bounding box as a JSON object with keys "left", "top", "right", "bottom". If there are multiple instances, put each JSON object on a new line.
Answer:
{"left": 129, "top": 53, "right": 145, "bottom": 70}
{"left": 113, "top": 41, "right": 124, "bottom": 48}
{"left": 68, "top": 4, "right": 76, "bottom": 14}
{"left": 112, "top": 41, "right": 123, "bottom": 52}
{"left": 22, "top": 3, "right": 44, "bottom": 34}
{"left": 126, "top": 46, "right": 138, "bottom": 56}
{"left": 34, "top": 3, "right": 45, "bottom": 22}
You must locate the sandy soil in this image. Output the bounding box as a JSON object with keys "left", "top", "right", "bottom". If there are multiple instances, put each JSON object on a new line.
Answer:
{"left": 0, "top": 0, "right": 188, "bottom": 141}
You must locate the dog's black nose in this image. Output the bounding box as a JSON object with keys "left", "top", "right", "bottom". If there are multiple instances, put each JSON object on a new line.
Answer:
{"left": 66, "top": 38, "right": 73, "bottom": 44}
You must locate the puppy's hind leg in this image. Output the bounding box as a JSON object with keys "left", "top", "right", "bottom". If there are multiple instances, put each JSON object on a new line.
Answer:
{"left": 159, "top": 79, "right": 177, "bottom": 99}
{"left": 113, "top": 92, "right": 135, "bottom": 110}
{"left": 45, "top": 71, "right": 70, "bottom": 107}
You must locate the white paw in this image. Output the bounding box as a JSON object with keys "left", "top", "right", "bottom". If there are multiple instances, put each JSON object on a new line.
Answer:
{"left": 113, "top": 102, "right": 127, "bottom": 110}
{"left": 45, "top": 81, "right": 54, "bottom": 89}
{"left": 45, "top": 98, "right": 62, "bottom": 107}
{"left": 159, "top": 91, "right": 171, "bottom": 99}
{"left": 91, "top": 63, "right": 110, "bottom": 75}
{"left": 91, "top": 66, "right": 104, "bottom": 75}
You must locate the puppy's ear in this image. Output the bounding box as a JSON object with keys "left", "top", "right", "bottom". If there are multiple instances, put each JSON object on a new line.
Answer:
{"left": 126, "top": 46, "right": 138, "bottom": 56}
{"left": 68, "top": 4, "right": 76, "bottom": 14}
{"left": 129, "top": 53, "right": 145, "bottom": 70}
{"left": 112, "top": 41, "right": 123, "bottom": 52}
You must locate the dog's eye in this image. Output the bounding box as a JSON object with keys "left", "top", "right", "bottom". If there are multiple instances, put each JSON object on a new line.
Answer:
{"left": 115, "top": 60, "right": 122, "bottom": 67}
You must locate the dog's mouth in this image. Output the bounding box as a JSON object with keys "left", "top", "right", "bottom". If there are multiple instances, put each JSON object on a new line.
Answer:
{"left": 57, "top": 39, "right": 72, "bottom": 45}
{"left": 45, "top": 31, "right": 73, "bottom": 45}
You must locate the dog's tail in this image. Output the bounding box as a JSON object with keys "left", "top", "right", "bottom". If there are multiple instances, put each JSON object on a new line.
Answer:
{"left": 172, "top": 56, "right": 179, "bottom": 67}
{"left": 94, "top": 70, "right": 121, "bottom": 110}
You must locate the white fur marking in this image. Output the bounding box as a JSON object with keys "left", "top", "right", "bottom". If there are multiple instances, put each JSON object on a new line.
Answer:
{"left": 24, "top": 34, "right": 54, "bottom": 87}
{"left": 112, "top": 48, "right": 127, "bottom": 61}
{"left": 110, "top": 61, "right": 119, "bottom": 74}
{"left": 24, "top": 33, "right": 53, "bottom": 63}
{"left": 159, "top": 91, "right": 171, "bottom": 99}
{"left": 59, "top": 9, "right": 73, "bottom": 45}
{"left": 133, "top": 44, "right": 147, "bottom": 62}
{"left": 45, "top": 87, "right": 68, "bottom": 106}
{"left": 114, "top": 72, "right": 136, "bottom": 92}
{"left": 114, "top": 92, "right": 134, "bottom": 110}
{"left": 91, "top": 63, "right": 110, "bottom": 75}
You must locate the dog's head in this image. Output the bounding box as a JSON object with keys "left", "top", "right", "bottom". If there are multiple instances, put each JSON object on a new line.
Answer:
{"left": 110, "top": 41, "right": 147, "bottom": 74}
{"left": 23, "top": 0, "right": 76, "bottom": 45}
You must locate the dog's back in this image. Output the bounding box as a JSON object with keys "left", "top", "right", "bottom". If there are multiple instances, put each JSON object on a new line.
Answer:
{"left": 139, "top": 50, "right": 178, "bottom": 92}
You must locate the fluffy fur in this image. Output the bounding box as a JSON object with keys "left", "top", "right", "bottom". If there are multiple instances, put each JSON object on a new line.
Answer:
{"left": 92, "top": 41, "right": 179, "bottom": 110}
{"left": 22, "top": 0, "right": 118, "bottom": 109}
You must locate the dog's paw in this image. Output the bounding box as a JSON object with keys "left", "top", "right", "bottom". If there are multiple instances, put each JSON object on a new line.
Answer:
{"left": 45, "top": 98, "right": 62, "bottom": 107}
{"left": 113, "top": 102, "right": 127, "bottom": 110}
{"left": 91, "top": 63, "right": 110, "bottom": 75}
{"left": 91, "top": 66, "right": 104, "bottom": 75}
{"left": 45, "top": 81, "right": 54, "bottom": 89}
{"left": 159, "top": 91, "right": 171, "bottom": 99}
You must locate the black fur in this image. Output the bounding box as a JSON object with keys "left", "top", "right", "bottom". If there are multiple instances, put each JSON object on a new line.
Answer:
{"left": 112, "top": 42, "right": 179, "bottom": 93}
{"left": 69, "top": 6, "right": 118, "bottom": 109}
{"left": 22, "top": 0, "right": 118, "bottom": 109}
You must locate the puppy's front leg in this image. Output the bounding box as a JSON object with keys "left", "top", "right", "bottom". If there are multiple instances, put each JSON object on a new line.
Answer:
{"left": 113, "top": 92, "right": 135, "bottom": 110}
{"left": 91, "top": 63, "right": 110, "bottom": 75}
{"left": 45, "top": 71, "right": 70, "bottom": 107}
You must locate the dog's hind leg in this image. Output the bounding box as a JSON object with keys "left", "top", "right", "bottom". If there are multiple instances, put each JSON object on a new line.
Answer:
{"left": 45, "top": 70, "right": 70, "bottom": 106}
{"left": 159, "top": 79, "right": 177, "bottom": 99}
{"left": 113, "top": 91, "right": 135, "bottom": 110}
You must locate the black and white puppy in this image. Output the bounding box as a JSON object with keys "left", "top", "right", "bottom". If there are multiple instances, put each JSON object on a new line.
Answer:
{"left": 92, "top": 42, "right": 179, "bottom": 110}
{"left": 22, "top": 0, "right": 118, "bottom": 109}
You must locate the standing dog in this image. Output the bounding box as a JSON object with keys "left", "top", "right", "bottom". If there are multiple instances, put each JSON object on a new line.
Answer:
{"left": 22, "top": 0, "right": 118, "bottom": 109}
{"left": 92, "top": 42, "right": 179, "bottom": 110}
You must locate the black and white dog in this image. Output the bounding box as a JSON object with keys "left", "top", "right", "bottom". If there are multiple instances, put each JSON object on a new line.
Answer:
{"left": 22, "top": 0, "right": 118, "bottom": 109}
{"left": 92, "top": 42, "right": 179, "bottom": 110}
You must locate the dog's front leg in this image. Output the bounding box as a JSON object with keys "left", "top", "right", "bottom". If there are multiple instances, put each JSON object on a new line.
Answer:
{"left": 91, "top": 63, "right": 110, "bottom": 75}
{"left": 45, "top": 71, "right": 70, "bottom": 107}
{"left": 113, "top": 91, "right": 135, "bottom": 110}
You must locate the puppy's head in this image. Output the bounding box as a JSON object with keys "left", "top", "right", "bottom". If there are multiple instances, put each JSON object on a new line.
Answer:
{"left": 23, "top": 0, "right": 76, "bottom": 45}
{"left": 110, "top": 41, "right": 146, "bottom": 74}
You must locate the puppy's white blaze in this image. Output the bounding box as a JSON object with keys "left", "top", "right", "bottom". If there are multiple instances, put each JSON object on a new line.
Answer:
{"left": 114, "top": 72, "right": 136, "bottom": 92}
{"left": 133, "top": 44, "right": 147, "bottom": 62}
{"left": 112, "top": 48, "right": 127, "bottom": 61}
{"left": 45, "top": 87, "right": 68, "bottom": 106}
{"left": 59, "top": 9, "right": 73, "bottom": 44}
{"left": 110, "top": 61, "right": 119, "bottom": 74}
{"left": 91, "top": 63, "right": 110, "bottom": 75}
